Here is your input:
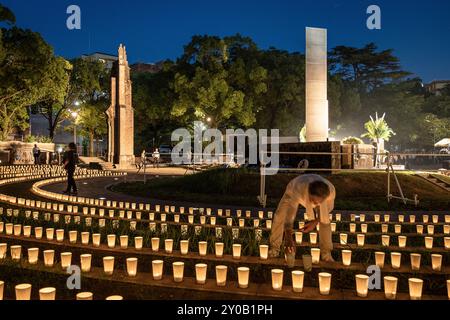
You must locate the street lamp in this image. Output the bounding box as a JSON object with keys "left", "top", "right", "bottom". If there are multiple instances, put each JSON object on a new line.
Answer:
{"left": 71, "top": 111, "right": 78, "bottom": 145}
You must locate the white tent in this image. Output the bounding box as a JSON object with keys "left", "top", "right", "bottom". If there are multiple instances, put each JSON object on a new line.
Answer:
{"left": 434, "top": 138, "right": 450, "bottom": 148}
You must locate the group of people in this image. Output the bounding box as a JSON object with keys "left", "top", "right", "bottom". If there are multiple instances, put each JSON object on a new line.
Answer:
{"left": 140, "top": 148, "right": 161, "bottom": 169}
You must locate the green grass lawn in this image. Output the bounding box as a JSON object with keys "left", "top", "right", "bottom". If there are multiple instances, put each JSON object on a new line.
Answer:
{"left": 111, "top": 169, "right": 450, "bottom": 211}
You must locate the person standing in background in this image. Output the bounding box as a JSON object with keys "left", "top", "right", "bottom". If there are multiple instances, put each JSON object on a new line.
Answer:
{"left": 33, "top": 144, "right": 41, "bottom": 165}
{"left": 62, "top": 143, "right": 78, "bottom": 195}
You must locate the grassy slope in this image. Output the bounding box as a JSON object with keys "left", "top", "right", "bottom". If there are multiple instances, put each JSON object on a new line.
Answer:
{"left": 112, "top": 169, "right": 450, "bottom": 210}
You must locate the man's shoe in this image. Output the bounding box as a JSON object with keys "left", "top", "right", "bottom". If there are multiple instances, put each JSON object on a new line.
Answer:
{"left": 321, "top": 255, "right": 335, "bottom": 263}
{"left": 268, "top": 248, "right": 280, "bottom": 258}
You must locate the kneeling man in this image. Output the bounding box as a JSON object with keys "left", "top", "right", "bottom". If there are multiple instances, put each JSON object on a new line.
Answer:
{"left": 269, "top": 174, "right": 336, "bottom": 262}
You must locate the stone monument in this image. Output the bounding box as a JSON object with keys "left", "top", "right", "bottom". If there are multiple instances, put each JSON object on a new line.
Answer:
{"left": 305, "top": 27, "right": 329, "bottom": 142}
{"left": 106, "top": 44, "right": 135, "bottom": 169}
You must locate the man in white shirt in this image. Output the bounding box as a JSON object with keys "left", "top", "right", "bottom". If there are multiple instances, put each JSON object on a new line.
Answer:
{"left": 269, "top": 174, "right": 336, "bottom": 262}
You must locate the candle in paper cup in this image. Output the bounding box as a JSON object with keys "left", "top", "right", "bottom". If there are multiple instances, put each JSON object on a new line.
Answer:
{"left": 232, "top": 244, "right": 242, "bottom": 259}
{"left": 410, "top": 253, "right": 421, "bottom": 271}
{"left": 60, "top": 252, "right": 72, "bottom": 269}
{"left": 350, "top": 223, "right": 356, "bottom": 233}
{"left": 76, "top": 292, "right": 93, "bottom": 300}
{"left": 107, "top": 234, "right": 116, "bottom": 248}
{"left": 446, "top": 215, "right": 450, "bottom": 223}
{"left": 422, "top": 215, "right": 429, "bottom": 223}
{"left": 69, "top": 231, "right": 77, "bottom": 244}
{"left": 355, "top": 274, "right": 369, "bottom": 298}
{"left": 409, "top": 215, "right": 416, "bottom": 223}
{"left": 198, "top": 241, "right": 207, "bottom": 256}
{"left": 216, "top": 265, "right": 227, "bottom": 287}
{"left": 126, "top": 258, "right": 138, "bottom": 277}
{"left": 425, "top": 237, "right": 433, "bottom": 249}
{"left": 311, "top": 248, "right": 320, "bottom": 264}
{"left": 447, "top": 280, "right": 450, "bottom": 300}
{"left": 340, "top": 233, "right": 348, "bottom": 245}
{"left": 103, "top": 256, "right": 115, "bottom": 275}
{"left": 152, "top": 260, "right": 164, "bottom": 280}
{"left": 165, "top": 239, "right": 174, "bottom": 253}
{"left": 342, "top": 250, "right": 352, "bottom": 266}
{"left": 398, "top": 215, "right": 404, "bottom": 223}
{"left": 431, "top": 254, "right": 442, "bottom": 272}
{"left": 384, "top": 276, "right": 398, "bottom": 300}
{"left": 92, "top": 234, "right": 101, "bottom": 247}
{"left": 13, "top": 224, "right": 21, "bottom": 236}
{"left": 357, "top": 234, "right": 365, "bottom": 247}
{"left": 295, "top": 232, "right": 303, "bottom": 244}
{"left": 151, "top": 238, "right": 160, "bottom": 252}
{"left": 11, "top": 245, "right": 21, "bottom": 261}
{"left": 5, "top": 223, "right": 13, "bottom": 235}
{"left": 39, "top": 287, "right": 56, "bottom": 300}
{"left": 120, "top": 235, "right": 128, "bottom": 249}
{"left": 195, "top": 263, "right": 208, "bottom": 285}
{"left": 427, "top": 225, "right": 434, "bottom": 235}
{"left": 180, "top": 240, "right": 189, "bottom": 255}
{"left": 408, "top": 278, "right": 423, "bottom": 300}
{"left": 394, "top": 225, "right": 401, "bottom": 234}
{"left": 318, "top": 273, "right": 332, "bottom": 295}
{"left": 374, "top": 215, "right": 380, "bottom": 222}
{"left": 81, "top": 232, "right": 89, "bottom": 245}
{"left": 172, "top": 262, "right": 184, "bottom": 283}
{"left": 259, "top": 245, "right": 269, "bottom": 260}
{"left": 361, "top": 224, "right": 368, "bottom": 233}
{"left": 375, "top": 252, "right": 385, "bottom": 268}
{"left": 381, "top": 224, "right": 388, "bottom": 233}
{"left": 391, "top": 252, "right": 402, "bottom": 269}
{"left": 331, "top": 223, "right": 336, "bottom": 232}
{"left": 271, "top": 269, "right": 284, "bottom": 291}
{"left": 445, "top": 237, "right": 450, "bottom": 249}
{"left": 384, "top": 214, "right": 390, "bottom": 222}
{"left": 237, "top": 267, "right": 250, "bottom": 289}
{"left": 27, "top": 248, "right": 39, "bottom": 265}
{"left": 393, "top": 232, "right": 404, "bottom": 245}
{"left": 444, "top": 225, "right": 450, "bottom": 235}
{"left": 0, "top": 243, "right": 6, "bottom": 259}
{"left": 416, "top": 225, "right": 424, "bottom": 234}
{"left": 135, "top": 237, "right": 143, "bottom": 250}
{"left": 309, "top": 232, "right": 317, "bottom": 245}
{"left": 15, "top": 284, "right": 32, "bottom": 300}
{"left": 81, "top": 254, "right": 92, "bottom": 272}
{"left": 381, "top": 235, "right": 390, "bottom": 247}
{"left": 292, "top": 270, "right": 305, "bottom": 293}
{"left": 46, "top": 228, "right": 55, "bottom": 240}
{"left": 215, "top": 242, "right": 224, "bottom": 258}
{"left": 432, "top": 215, "right": 439, "bottom": 224}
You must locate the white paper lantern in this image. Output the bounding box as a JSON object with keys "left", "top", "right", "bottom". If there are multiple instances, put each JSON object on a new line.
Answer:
{"left": 172, "top": 262, "right": 184, "bottom": 283}
{"left": 408, "top": 278, "right": 423, "bottom": 300}
{"left": 292, "top": 270, "right": 304, "bottom": 293}
{"left": 391, "top": 252, "right": 402, "bottom": 269}
{"left": 80, "top": 254, "right": 92, "bottom": 272}
{"left": 237, "top": 267, "right": 250, "bottom": 289}
{"left": 152, "top": 260, "right": 164, "bottom": 280}
{"left": 215, "top": 265, "right": 227, "bottom": 287}
{"left": 103, "top": 256, "right": 115, "bottom": 275}
{"left": 384, "top": 276, "right": 398, "bottom": 300}
{"left": 195, "top": 263, "right": 208, "bottom": 285}
{"left": 318, "top": 273, "right": 332, "bottom": 295}
{"left": 165, "top": 239, "right": 174, "bottom": 253}
{"left": 126, "top": 258, "right": 138, "bottom": 277}
{"left": 215, "top": 242, "right": 224, "bottom": 258}
{"left": 271, "top": 269, "right": 284, "bottom": 291}
{"left": 355, "top": 274, "right": 369, "bottom": 298}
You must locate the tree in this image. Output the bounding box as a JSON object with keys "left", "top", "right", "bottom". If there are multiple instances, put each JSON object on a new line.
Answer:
{"left": 0, "top": 27, "right": 69, "bottom": 140}
{"left": 361, "top": 113, "right": 396, "bottom": 167}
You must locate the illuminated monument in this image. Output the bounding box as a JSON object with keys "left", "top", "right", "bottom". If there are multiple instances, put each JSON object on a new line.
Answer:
{"left": 305, "top": 27, "right": 329, "bottom": 142}
{"left": 106, "top": 44, "right": 135, "bottom": 169}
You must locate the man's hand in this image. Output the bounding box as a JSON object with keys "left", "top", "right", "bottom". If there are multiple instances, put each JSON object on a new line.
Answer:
{"left": 284, "top": 229, "right": 296, "bottom": 255}
{"left": 299, "top": 219, "right": 319, "bottom": 233}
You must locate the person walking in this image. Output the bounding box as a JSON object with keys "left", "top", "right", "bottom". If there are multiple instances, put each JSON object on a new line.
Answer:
{"left": 152, "top": 148, "right": 160, "bottom": 168}
{"left": 269, "top": 174, "right": 336, "bottom": 262}
{"left": 62, "top": 143, "right": 78, "bottom": 195}
{"left": 33, "top": 144, "right": 41, "bottom": 165}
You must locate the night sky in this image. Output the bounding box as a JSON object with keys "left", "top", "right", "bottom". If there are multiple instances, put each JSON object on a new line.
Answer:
{"left": 2, "top": 0, "right": 450, "bottom": 82}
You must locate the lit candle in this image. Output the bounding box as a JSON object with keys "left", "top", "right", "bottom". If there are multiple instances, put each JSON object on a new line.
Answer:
{"left": 446, "top": 215, "right": 450, "bottom": 223}
{"left": 11, "top": 245, "right": 21, "bottom": 261}
{"left": 198, "top": 241, "right": 207, "bottom": 256}
{"left": 266, "top": 220, "right": 272, "bottom": 229}
{"left": 416, "top": 225, "right": 424, "bottom": 234}
{"left": 394, "top": 225, "right": 401, "bottom": 234}
{"left": 259, "top": 245, "right": 269, "bottom": 260}
{"left": 391, "top": 252, "right": 402, "bottom": 269}
{"left": 15, "top": 284, "right": 32, "bottom": 300}
{"left": 311, "top": 248, "right": 320, "bottom": 264}
{"left": 432, "top": 215, "right": 439, "bottom": 224}
{"left": 271, "top": 269, "right": 284, "bottom": 291}
{"left": 398, "top": 215, "right": 404, "bottom": 223}
{"left": 444, "top": 225, "right": 450, "bottom": 235}
{"left": 216, "top": 265, "right": 228, "bottom": 287}
{"left": 188, "top": 215, "right": 194, "bottom": 224}
{"left": 447, "top": 280, "right": 450, "bottom": 300}
{"left": 349, "top": 223, "right": 356, "bottom": 233}
{"left": 295, "top": 232, "right": 303, "bottom": 244}
{"left": 398, "top": 236, "right": 407, "bottom": 248}
{"left": 340, "top": 233, "right": 348, "bottom": 245}
{"left": 195, "top": 263, "right": 208, "bottom": 285}
{"left": 408, "top": 278, "right": 423, "bottom": 300}
{"left": 81, "top": 232, "right": 90, "bottom": 245}
{"left": 350, "top": 214, "right": 356, "bottom": 221}
{"left": 180, "top": 240, "right": 189, "bottom": 255}
{"left": 80, "top": 254, "right": 92, "bottom": 272}
{"left": 135, "top": 237, "right": 143, "bottom": 250}
{"left": 318, "top": 272, "right": 332, "bottom": 295}
{"left": 200, "top": 216, "right": 206, "bottom": 225}
{"left": 5, "top": 223, "right": 13, "bottom": 235}
{"left": 381, "top": 235, "right": 390, "bottom": 247}
{"left": 103, "top": 256, "right": 115, "bottom": 275}
{"left": 60, "top": 252, "right": 72, "bottom": 269}
{"left": 410, "top": 253, "right": 421, "bottom": 271}
{"left": 215, "top": 242, "right": 224, "bottom": 258}
{"left": 422, "top": 215, "right": 429, "bottom": 223}
{"left": 232, "top": 244, "right": 242, "bottom": 259}
{"left": 126, "top": 258, "right": 138, "bottom": 277}
{"left": 357, "top": 234, "right": 365, "bottom": 247}
{"left": 46, "top": 228, "right": 55, "bottom": 240}
{"left": 69, "top": 231, "right": 77, "bottom": 244}
{"left": 237, "top": 267, "right": 250, "bottom": 289}
{"left": 445, "top": 237, "right": 450, "bottom": 249}
{"left": 374, "top": 215, "right": 380, "bottom": 222}
{"left": 384, "top": 276, "right": 398, "bottom": 300}
{"left": 309, "top": 232, "right": 318, "bottom": 245}
{"left": 336, "top": 213, "right": 341, "bottom": 221}
{"left": 165, "top": 239, "right": 174, "bottom": 253}
{"left": 331, "top": 223, "right": 336, "bottom": 232}
{"left": 120, "top": 235, "right": 128, "bottom": 249}
{"left": 161, "top": 213, "right": 167, "bottom": 222}
{"left": 172, "top": 262, "right": 184, "bottom": 283}
{"left": 361, "top": 224, "right": 368, "bottom": 234}
{"left": 409, "top": 215, "right": 416, "bottom": 223}
{"left": 174, "top": 215, "right": 180, "bottom": 223}
{"left": 375, "top": 251, "right": 385, "bottom": 268}
{"left": 151, "top": 238, "right": 160, "bottom": 252}
{"left": 92, "top": 234, "right": 101, "bottom": 247}
{"left": 342, "top": 250, "right": 352, "bottom": 266}
{"left": 384, "top": 214, "right": 390, "bottom": 222}
{"left": 0, "top": 280, "right": 4, "bottom": 300}
{"left": 381, "top": 224, "right": 388, "bottom": 234}
{"left": 424, "top": 237, "right": 433, "bottom": 249}
{"left": 13, "top": 224, "right": 21, "bottom": 236}
{"left": 427, "top": 225, "right": 434, "bottom": 235}
{"left": 27, "top": 248, "right": 39, "bottom": 265}
{"left": 39, "top": 287, "right": 56, "bottom": 300}
{"left": 76, "top": 292, "right": 93, "bottom": 300}
{"left": 107, "top": 234, "right": 116, "bottom": 248}
{"left": 355, "top": 274, "right": 369, "bottom": 298}
{"left": 292, "top": 270, "right": 305, "bottom": 293}
{"left": 431, "top": 254, "right": 442, "bottom": 272}
{"left": 152, "top": 260, "right": 164, "bottom": 280}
